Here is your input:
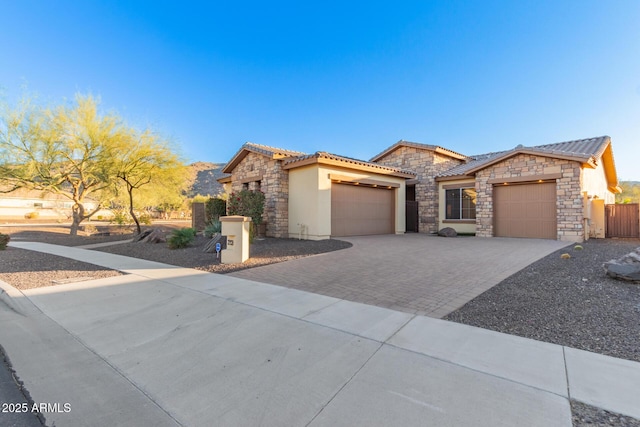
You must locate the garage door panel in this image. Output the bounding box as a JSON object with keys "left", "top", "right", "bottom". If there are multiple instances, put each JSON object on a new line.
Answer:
{"left": 494, "top": 183, "right": 557, "bottom": 239}
{"left": 331, "top": 184, "right": 394, "bottom": 237}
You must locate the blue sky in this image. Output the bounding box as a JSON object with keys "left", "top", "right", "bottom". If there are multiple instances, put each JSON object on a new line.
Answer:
{"left": 1, "top": 1, "right": 639, "bottom": 179}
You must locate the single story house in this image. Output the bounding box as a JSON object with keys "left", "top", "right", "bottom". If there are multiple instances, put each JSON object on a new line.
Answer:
{"left": 219, "top": 143, "right": 415, "bottom": 240}
{"left": 219, "top": 136, "right": 620, "bottom": 242}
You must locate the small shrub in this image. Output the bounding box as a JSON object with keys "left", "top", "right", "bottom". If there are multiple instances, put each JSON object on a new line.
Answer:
{"left": 139, "top": 213, "right": 152, "bottom": 225}
{"left": 560, "top": 253, "right": 571, "bottom": 259}
{"left": 24, "top": 211, "right": 40, "bottom": 219}
{"left": 83, "top": 224, "right": 97, "bottom": 236}
{"left": 0, "top": 233, "right": 10, "bottom": 250}
{"left": 167, "top": 227, "right": 196, "bottom": 249}
{"left": 97, "top": 215, "right": 103, "bottom": 221}
{"left": 111, "top": 210, "right": 132, "bottom": 225}
{"left": 573, "top": 245, "right": 583, "bottom": 251}
{"left": 204, "top": 220, "right": 221, "bottom": 238}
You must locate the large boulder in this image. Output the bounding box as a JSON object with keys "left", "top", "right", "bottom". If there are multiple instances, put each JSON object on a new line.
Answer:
{"left": 135, "top": 228, "right": 166, "bottom": 244}
{"left": 604, "top": 248, "right": 640, "bottom": 283}
{"left": 438, "top": 227, "right": 457, "bottom": 237}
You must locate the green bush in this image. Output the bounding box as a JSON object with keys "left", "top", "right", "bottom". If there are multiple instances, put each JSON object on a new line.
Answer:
{"left": 205, "top": 198, "right": 227, "bottom": 224}
{"left": 167, "top": 227, "right": 196, "bottom": 249}
{"left": 204, "top": 220, "right": 221, "bottom": 238}
{"left": 0, "top": 233, "right": 10, "bottom": 250}
{"left": 139, "top": 213, "right": 152, "bottom": 225}
{"left": 227, "top": 190, "right": 265, "bottom": 241}
{"left": 111, "top": 209, "right": 132, "bottom": 225}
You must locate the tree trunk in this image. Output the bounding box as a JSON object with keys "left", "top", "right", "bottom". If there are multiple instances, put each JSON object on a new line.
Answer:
{"left": 70, "top": 203, "right": 85, "bottom": 236}
{"left": 128, "top": 184, "right": 141, "bottom": 235}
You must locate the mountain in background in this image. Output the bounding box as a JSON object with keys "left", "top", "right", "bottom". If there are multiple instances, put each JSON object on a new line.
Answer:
{"left": 185, "top": 162, "right": 226, "bottom": 197}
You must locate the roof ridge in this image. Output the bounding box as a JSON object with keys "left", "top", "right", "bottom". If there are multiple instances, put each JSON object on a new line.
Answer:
{"left": 243, "top": 142, "right": 307, "bottom": 155}
{"left": 285, "top": 150, "right": 415, "bottom": 175}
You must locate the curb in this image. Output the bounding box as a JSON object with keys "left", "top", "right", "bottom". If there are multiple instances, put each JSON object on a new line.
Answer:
{"left": 0, "top": 279, "right": 28, "bottom": 316}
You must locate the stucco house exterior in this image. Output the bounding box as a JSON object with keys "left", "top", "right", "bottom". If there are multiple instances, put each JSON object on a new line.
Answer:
{"left": 219, "top": 136, "right": 620, "bottom": 242}
{"left": 219, "top": 143, "right": 415, "bottom": 240}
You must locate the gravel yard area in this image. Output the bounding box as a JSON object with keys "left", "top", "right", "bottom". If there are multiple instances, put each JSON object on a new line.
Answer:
{"left": 0, "top": 247, "right": 123, "bottom": 290}
{"left": 95, "top": 234, "right": 352, "bottom": 274}
{"left": 445, "top": 238, "right": 640, "bottom": 363}
{"left": 2, "top": 225, "right": 639, "bottom": 426}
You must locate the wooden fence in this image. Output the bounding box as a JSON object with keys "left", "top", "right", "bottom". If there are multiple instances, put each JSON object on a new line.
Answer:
{"left": 605, "top": 203, "right": 640, "bottom": 238}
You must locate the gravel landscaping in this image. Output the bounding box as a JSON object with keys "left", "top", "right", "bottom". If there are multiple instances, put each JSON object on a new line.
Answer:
{"left": 1, "top": 225, "right": 639, "bottom": 426}
{"left": 94, "top": 234, "right": 353, "bottom": 274}
{"left": 444, "top": 238, "right": 640, "bottom": 364}
{"left": 0, "top": 247, "right": 123, "bottom": 290}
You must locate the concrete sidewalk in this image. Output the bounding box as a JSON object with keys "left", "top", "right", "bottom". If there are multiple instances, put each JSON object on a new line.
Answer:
{"left": 1, "top": 242, "right": 639, "bottom": 426}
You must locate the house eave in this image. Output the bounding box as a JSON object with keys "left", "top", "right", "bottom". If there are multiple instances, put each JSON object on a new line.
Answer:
{"left": 284, "top": 154, "right": 416, "bottom": 179}
{"left": 464, "top": 149, "right": 591, "bottom": 175}
{"left": 370, "top": 140, "right": 469, "bottom": 162}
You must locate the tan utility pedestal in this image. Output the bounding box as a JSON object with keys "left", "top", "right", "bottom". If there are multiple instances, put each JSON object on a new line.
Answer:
{"left": 220, "top": 216, "right": 251, "bottom": 264}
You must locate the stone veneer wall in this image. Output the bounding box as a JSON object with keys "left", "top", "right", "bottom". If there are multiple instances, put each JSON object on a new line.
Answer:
{"left": 374, "top": 146, "right": 464, "bottom": 233}
{"left": 229, "top": 152, "right": 289, "bottom": 238}
{"left": 475, "top": 154, "right": 584, "bottom": 241}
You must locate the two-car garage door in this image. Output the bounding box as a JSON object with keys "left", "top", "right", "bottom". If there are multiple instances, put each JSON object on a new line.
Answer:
{"left": 493, "top": 182, "right": 557, "bottom": 239}
{"left": 331, "top": 183, "right": 394, "bottom": 237}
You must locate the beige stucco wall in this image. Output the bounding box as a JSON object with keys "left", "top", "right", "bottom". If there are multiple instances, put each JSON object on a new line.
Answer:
{"left": 437, "top": 179, "right": 477, "bottom": 234}
{"left": 288, "top": 164, "right": 407, "bottom": 240}
{"left": 475, "top": 154, "right": 585, "bottom": 242}
{"left": 373, "top": 146, "right": 464, "bottom": 233}
{"left": 589, "top": 199, "right": 606, "bottom": 239}
{"left": 581, "top": 163, "right": 615, "bottom": 239}
{"left": 581, "top": 163, "right": 616, "bottom": 204}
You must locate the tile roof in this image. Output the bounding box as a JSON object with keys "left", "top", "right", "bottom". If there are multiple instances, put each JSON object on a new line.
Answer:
{"left": 438, "top": 136, "right": 612, "bottom": 178}
{"left": 241, "top": 142, "right": 307, "bottom": 158}
{"left": 284, "top": 151, "right": 416, "bottom": 177}
{"left": 222, "top": 142, "right": 307, "bottom": 173}
{"left": 370, "top": 140, "right": 470, "bottom": 162}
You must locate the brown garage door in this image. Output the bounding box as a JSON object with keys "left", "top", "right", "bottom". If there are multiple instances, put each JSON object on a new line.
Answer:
{"left": 331, "top": 183, "right": 394, "bottom": 237}
{"left": 494, "top": 182, "right": 557, "bottom": 239}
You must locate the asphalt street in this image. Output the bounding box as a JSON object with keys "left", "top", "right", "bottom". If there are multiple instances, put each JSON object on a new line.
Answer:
{"left": 0, "top": 345, "right": 44, "bottom": 427}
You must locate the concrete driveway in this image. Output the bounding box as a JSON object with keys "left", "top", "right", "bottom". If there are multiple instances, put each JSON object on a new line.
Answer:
{"left": 232, "top": 234, "right": 571, "bottom": 317}
{"left": 2, "top": 242, "right": 639, "bottom": 426}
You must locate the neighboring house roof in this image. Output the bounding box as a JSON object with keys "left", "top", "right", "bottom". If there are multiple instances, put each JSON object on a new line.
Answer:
{"left": 283, "top": 151, "right": 416, "bottom": 178}
{"left": 436, "top": 135, "right": 620, "bottom": 192}
{"left": 221, "top": 142, "right": 307, "bottom": 174}
{"left": 369, "top": 140, "right": 470, "bottom": 162}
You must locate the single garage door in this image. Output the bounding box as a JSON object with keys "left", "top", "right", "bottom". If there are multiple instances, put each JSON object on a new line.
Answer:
{"left": 331, "top": 183, "right": 394, "bottom": 237}
{"left": 493, "top": 182, "right": 557, "bottom": 239}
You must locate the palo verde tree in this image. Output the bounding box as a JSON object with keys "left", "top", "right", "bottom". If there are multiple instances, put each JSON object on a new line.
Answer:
{"left": 1, "top": 93, "right": 186, "bottom": 235}
{"left": 113, "top": 128, "right": 186, "bottom": 234}
{"left": 0, "top": 95, "right": 126, "bottom": 235}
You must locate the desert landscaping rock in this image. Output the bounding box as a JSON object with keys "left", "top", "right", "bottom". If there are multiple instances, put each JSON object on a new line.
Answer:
{"left": 0, "top": 247, "right": 123, "bottom": 290}
{"left": 437, "top": 227, "right": 457, "bottom": 237}
{"left": 604, "top": 247, "right": 640, "bottom": 282}
{"left": 2, "top": 225, "right": 639, "bottom": 425}
{"left": 445, "top": 238, "right": 640, "bottom": 363}
{"left": 572, "top": 400, "right": 640, "bottom": 427}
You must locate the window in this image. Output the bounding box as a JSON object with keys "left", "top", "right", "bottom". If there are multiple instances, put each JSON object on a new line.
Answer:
{"left": 242, "top": 182, "right": 249, "bottom": 190}
{"left": 445, "top": 188, "right": 476, "bottom": 220}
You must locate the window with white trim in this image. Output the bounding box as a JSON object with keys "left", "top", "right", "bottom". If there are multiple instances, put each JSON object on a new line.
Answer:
{"left": 445, "top": 188, "right": 477, "bottom": 220}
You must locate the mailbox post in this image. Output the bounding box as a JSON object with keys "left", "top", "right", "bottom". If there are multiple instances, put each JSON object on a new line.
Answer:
{"left": 220, "top": 215, "right": 251, "bottom": 264}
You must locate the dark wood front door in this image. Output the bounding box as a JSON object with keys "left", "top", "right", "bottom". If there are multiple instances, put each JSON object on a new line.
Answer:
{"left": 406, "top": 201, "right": 418, "bottom": 232}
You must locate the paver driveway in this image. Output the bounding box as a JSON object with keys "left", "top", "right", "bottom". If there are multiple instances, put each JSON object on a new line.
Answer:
{"left": 231, "top": 234, "right": 570, "bottom": 317}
